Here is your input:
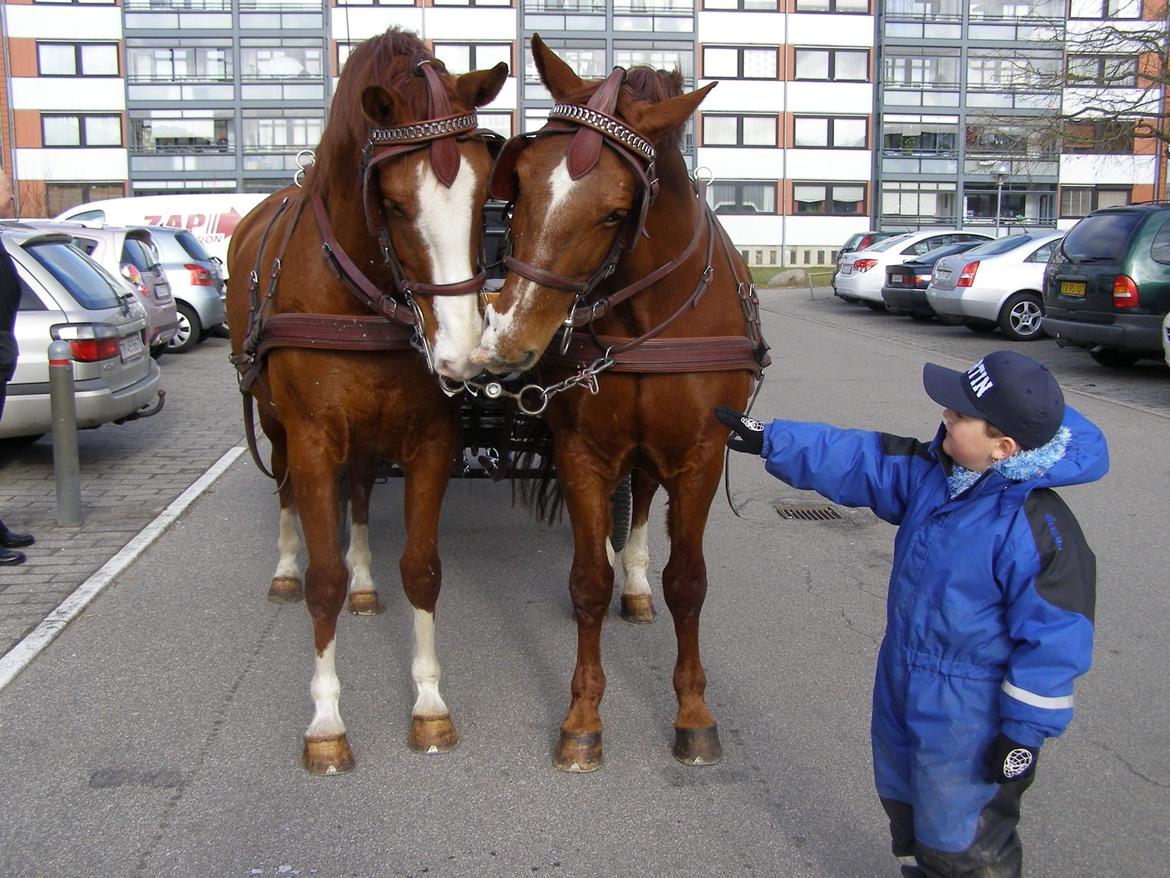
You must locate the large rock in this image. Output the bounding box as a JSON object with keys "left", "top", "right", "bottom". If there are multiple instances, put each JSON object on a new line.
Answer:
{"left": 762, "top": 268, "right": 810, "bottom": 288}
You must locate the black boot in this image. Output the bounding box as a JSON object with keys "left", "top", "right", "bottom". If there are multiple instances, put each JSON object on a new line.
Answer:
{"left": 0, "top": 520, "right": 34, "bottom": 548}
{"left": 0, "top": 546, "right": 26, "bottom": 565}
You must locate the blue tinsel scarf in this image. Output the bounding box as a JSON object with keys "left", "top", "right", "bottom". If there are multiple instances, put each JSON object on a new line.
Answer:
{"left": 946, "top": 426, "right": 1072, "bottom": 498}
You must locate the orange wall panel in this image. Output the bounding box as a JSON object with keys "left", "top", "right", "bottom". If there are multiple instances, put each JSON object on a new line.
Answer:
{"left": 7, "top": 40, "right": 39, "bottom": 78}
{"left": 12, "top": 110, "right": 42, "bottom": 149}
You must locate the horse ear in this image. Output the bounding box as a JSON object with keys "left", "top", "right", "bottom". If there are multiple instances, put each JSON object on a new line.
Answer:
{"left": 361, "top": 85, "right": 406, "bottom": 127}
{"left": 625, "top": 81, "right": 717, "bottom": 146}
{"left": 455, "top": 62, "right": 509, "bottom": 109}
{"left": 532, "top": 33, "right": 584, "bottom": 100}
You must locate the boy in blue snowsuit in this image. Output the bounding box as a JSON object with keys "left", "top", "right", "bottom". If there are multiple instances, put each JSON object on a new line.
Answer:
{"left": 716, "top": 351, "right": 1108, "bottom": 878}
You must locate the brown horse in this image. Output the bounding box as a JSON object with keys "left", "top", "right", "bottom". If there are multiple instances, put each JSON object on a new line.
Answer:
{"left": 227, "top": 28, "right": 506, "bottom": 773}
{"left": 473, "top": 36, "right": 768, "bottom": 771}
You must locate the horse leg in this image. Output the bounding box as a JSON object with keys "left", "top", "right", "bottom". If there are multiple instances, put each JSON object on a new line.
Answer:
{"left": 264, "top": 415, "right": 303, "bottom": 604}
{"left": 346, "top": 457, "right": 384, "bottom": 616}
{"left": 554, "top": 452, "right": 616, "bottom": 772}
{"left": 660, "top": 461, "right": 724, "bottom": 767}
{"left": 400, "top": 446, "right": 458, "bottom": 753}
{"left": 290, "top": 440, "right": 354, "bottom": 774}
{"left": 618, "top": 468, "right": 658, "bottom": 624}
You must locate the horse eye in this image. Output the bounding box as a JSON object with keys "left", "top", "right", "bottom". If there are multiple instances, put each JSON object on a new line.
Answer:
{"left": 384, "top": 200, "right": 406, "bottom": 218}
{"left": 603, "top": 210, "right": 627, "bottom": 225}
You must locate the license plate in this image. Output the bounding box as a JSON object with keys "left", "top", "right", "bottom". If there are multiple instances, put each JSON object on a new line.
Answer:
{"left": 936, "top": 269, "right": 951, "bottom": 280}
{"left": 840, "top": 264, "right": 852, "bottom": 275}
{"left": 120, "top": 333, "right": 144, "bottom": 361}
{"left": 1061, "top": 280, "right": 1086, "bottom": 297}
{"left": 891, "top": 273, "right": 904, "bottom": 284}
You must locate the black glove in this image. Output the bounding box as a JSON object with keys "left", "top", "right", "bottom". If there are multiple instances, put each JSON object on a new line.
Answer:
{"left": 715, "top": 405, "right": 765, "bottom": 456}
{"left": 985, "top": 733, "right": 1039, "bottom": 784}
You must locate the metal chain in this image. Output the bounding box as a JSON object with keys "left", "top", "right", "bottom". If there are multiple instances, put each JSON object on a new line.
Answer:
{"left": 439, "top": 351, "right": 615, "bottom": 415}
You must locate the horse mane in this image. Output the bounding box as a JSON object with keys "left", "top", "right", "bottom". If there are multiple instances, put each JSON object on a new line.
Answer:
{"left": 306, "top": 28, "right": 452, "bottom": 198}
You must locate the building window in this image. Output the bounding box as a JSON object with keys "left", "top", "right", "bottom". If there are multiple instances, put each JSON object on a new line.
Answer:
{"left": 1062, "top": 121, "right": 1134, "bottom": 154}
{"left": 881, "top": 181, "right": 957, "bottom": 223}
{"left": 241, "top": 108, "right": 324, "bottom": 152}
{"left": 708, "top": 180, "right": 777, "bottom": 215}
{"left": 1068, "top": 0, "right": 1140, "bottom": 18}
{"left": 703, "top": 114, "right": 778, "bottom": 147}
{"left": 703, "top": 0, "right": 778, "bottom": 9}
{"left": 967, "top": 50, "right": 1059, "bottom": 90}
{"left": 433, "top": 43, "right": 512, "bottom": 74}
{"left": 614, "top": 41, "right": 694, "bottom": 80}
{"left": 702, "top": 46, "right": 778, "bottom": 80}
{"left": 794, "top": 0, "right": 867, "bottom": 11}
{"left": 525, "top": 39, "right": 607, "bottom": 83}
{"left": 335, "top": 0, "right": 416, "bottom": 4}
{"left": 972, "top": 0, "right": 1062, "bottom": 18}
{"left": 794, "top": 48, "right": 868, "bottom": 82}
{"left": 966, "top": 121, "right": 1057, "bottom": 158}
{"left": 46, "top": 182, "right": 124, "bottom": 216}
{"left": 37, "top": 42, "right": 119, "bottom": 77}
{"left": 793, "top": 183, "right": 865, "bottom": 215}
{"left": 1059, "top": 187, "right": 1130, "bottom": 218}
{"left": 241, "top": 39, "right": 324, "bottom": 79}
{"left": 478, "top": 111, "right": 514, "bottom": 138}
{"left": 793, "top": 115, "right": 867, "bottom": 148}
{"left": 883, "top": 52, "right": 959, "bottom": 88}
{"left": 433, "top": 0, "right": 511, "bottom": 6}
{"left": 130, "top": 110, "right": 235, "bottom": 153}
{"left": 1066, "top": 55, "right": 1138, "bottom": 88}
{"left": 881, "top": 115, "right": 957, "bottom": 154}
{"left": 42, "top": 114, "right": 122, "bottom": 147}
{"left": 126, "top": 42, "right": 232, "bottom": 82}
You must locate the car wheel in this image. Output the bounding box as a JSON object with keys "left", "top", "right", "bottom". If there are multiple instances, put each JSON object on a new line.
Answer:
{"left": 167, "top": 303, "right": 202, "bottom": 354}
{"left": 998, "top": 292, "right": 1044, "bottom": 341}
{"left": 1088, "top": 348, "right": 1142, "bottom": 368}
{"left": 965, "top": 320, "right": 997, "bottom": 334}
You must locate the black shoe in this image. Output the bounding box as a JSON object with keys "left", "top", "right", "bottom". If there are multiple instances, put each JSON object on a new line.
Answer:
{"left": 0, "top": 547, "right": 26, "bottom": 565}
{"left": 0, "top": 529, "right": 34, "bottom": 549}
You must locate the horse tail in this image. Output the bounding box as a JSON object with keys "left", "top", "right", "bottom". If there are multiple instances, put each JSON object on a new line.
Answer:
{"left": 508, "top": 409, "right": 563, "bottom": 525}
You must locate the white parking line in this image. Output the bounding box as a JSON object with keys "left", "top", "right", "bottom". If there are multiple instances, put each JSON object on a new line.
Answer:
{"left": 0, "top": 446, "right": 246, "bottom": 693}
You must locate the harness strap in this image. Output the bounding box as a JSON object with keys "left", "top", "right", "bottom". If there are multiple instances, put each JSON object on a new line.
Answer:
{"left": 545, "top": 333, "right": 763, "bottom": 376}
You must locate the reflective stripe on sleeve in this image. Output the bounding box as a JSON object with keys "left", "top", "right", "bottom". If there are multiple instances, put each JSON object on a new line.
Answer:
{"left": 1002, "top": 679, "right": 1074, "bottom": 710}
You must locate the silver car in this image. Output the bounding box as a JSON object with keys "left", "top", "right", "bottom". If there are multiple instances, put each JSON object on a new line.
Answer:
{"left": 16, "top": 222, "right": 179, "bottom": 356}
{"left": 0, "top": 227, "right": 164, "bottom": 441}
{"left": 141, "top": 226, "right": 228, "bottom": 354}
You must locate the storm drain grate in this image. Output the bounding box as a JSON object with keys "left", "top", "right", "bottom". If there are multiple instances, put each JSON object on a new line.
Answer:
{"left": 773, "top": 503, "right": 844, "bottom": 522}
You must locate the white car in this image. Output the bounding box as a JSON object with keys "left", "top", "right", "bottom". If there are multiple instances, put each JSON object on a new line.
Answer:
{"left": 925, "top": 231, "right": 1064, "bottom": 341}
{"left": 834, "top": 229, "right": 993, "bottom": 308}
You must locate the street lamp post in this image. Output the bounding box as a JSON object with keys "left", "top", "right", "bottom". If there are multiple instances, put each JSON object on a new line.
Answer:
{"left": 994, "top": 163, "right": 1009, "bottom": 237}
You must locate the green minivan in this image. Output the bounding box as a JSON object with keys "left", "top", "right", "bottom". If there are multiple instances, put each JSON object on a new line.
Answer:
{"left": 1042, "top": 203, "right": 1170, "bottom": 367}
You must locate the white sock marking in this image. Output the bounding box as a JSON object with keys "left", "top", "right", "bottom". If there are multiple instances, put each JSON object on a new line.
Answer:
{"left": 411, "top": 608, "right": 449, "bottom": 719}
{"left": 621, "top": 523, "right": 652, "bottom": 598}
{"left": 346, "top": 521, "right": 374, "bottom": 595}
{"left": 306, "top": 639, "right": 345, "bottom": 740}
{"left": 274, "top": 506, "right": 301, "bottom": 581}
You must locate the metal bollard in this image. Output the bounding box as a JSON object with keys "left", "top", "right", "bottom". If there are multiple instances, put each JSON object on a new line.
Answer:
{"left": 48, "top": 340, "right": 82, "bottom": 527}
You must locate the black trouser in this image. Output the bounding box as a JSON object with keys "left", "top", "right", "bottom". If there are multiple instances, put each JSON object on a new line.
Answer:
{"left": 882, "top": 773, "right": 1034, "bottom": 878}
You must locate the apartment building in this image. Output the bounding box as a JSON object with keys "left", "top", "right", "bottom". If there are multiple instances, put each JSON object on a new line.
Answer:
{"left": 0, "top": 0, "right": 1164, "bottom": 265}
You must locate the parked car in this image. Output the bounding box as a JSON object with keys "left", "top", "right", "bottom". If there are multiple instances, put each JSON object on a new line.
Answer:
{"left": 1042, "top": 203, "right": 1170, "bottom": 366}
{"left": 834, "top": 230, "right": 994, "bottom": 309}
{"left": 13, "top": 221, "right": 178, "bottom": 356}
{"left": 0, "top": 227, "right": 163, "bottom": 441}
{"left": 832, "top": 230, "right": 901, "bottom": 285}
{"left": 143, "top": 226, "right": 228, "bottom": 353}
{"left": 1163, "top": 310, "right": 1170, "bottom": 368}
{"left": 880, "top": 241, "right": 987, "bottom": 320}
{"left": 924, "top": 231, "right": 1064, "bottom": 341}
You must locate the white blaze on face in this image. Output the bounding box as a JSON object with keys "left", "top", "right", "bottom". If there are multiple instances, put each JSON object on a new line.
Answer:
{"left": 414, "top": 160, "right": 483, "bottom": 380}
{"left": 306, "top": 639, "right": 345, "bottom": 740}
{"left": 477, "top": 157, "right": 578, "bottom": 364}
{"left": 411, "top": 608, "right": 450, "bottom": 721}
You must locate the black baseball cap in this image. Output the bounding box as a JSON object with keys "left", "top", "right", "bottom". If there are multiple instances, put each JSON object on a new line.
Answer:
{"left": 922, "top": 351, "right": 1065, "bottom": 450}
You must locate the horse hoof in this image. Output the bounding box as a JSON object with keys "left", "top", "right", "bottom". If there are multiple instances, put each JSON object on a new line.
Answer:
{"left": 267, "top": 576, "right": 303, "bottom": 603}
{"left": 302, "top": 734, "right": 355, "bottom": 774}
{"left": 620, "top": 593, "right": 657, "bottom": 624}
{"left": 347, "top": 591, "right": 384, "bottom": 615}
{"left": 555, "top": 730, "right": 603, "bottom": 773}
{"left": 408, "top": 715, "right": 459, "bottom": 753}
{"left": 673, "top": 725, "right": 722, "bottom": 766}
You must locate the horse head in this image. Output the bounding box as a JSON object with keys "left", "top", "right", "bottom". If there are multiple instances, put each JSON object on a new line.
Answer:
{"left": 314, "top": 31, "right": 508, "bottom": 381}
{"left": 471, "top": 34, "right": 713, "bottom": 374}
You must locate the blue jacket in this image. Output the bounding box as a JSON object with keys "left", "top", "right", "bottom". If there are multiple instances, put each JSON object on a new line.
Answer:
{"left": 760, "top": 406, "right": 1108, "bottom": 748}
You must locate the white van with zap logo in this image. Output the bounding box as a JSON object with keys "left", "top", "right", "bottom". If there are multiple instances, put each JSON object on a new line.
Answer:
{"left": 55, "top": 193, "right": 267, "bottom": 269}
